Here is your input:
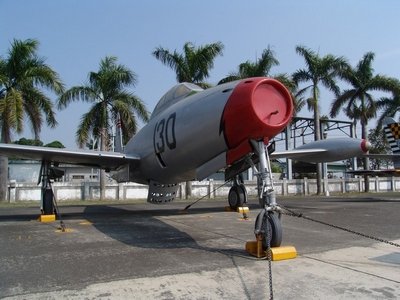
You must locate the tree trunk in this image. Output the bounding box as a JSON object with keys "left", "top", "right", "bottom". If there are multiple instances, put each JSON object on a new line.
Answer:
{"left": 313, "top": 86, "right": 322, "bottom": 195}
{"left": 99, "top": 128, "right": 107, "bottom": 201}
{"left": 361, "top": 122, "right": 370, "bottom": 192}
{"left": 0, "top": 131, "right": 10, "bottom": 202}
{"left": 185, "top": 181, "right": 192, "bottom": 199}
{"left": 99, "top": 170, "right": 106, "bottom": 200}
{"left": 0, "top": 156, "right": 8, "bottom": 201}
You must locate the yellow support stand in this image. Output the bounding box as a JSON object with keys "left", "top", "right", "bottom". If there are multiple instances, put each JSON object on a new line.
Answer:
{"left": 224, "top": 206, "right": 250, "bottom": 213}
{"left": 237, "top": 207, "right": 249, "bottom": 214}
{"left": 38, "top": 214, "right": 56, "bottom": 223}
{"left": 270, "top": 246, "right": 297, "bottom": 261}
{"left": 245, "top": 238, "right": 297, "bottom": 261}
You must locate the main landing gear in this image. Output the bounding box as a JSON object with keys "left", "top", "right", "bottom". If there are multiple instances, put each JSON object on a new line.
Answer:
{"left": 38, "top": 161, "right": 64, "bottom": 224}
{"left": 228, "top": 175, "right": 248, "bottom": 209}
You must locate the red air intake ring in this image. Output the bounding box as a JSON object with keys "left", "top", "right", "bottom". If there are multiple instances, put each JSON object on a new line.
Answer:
{"left": 222, "top": 77, "right": 293, "bottom": 164}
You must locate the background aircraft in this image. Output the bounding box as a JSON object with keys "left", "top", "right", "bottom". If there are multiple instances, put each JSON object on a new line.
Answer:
{"left": 347, "top": 117, "right": 400, "bottom": 176}
{"left": 0, "top": 77, "right": 370, "bottom": 249}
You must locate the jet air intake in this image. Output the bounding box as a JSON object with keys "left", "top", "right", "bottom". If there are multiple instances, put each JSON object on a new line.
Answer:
{"left": 221, "top": 77, "right": 293, "bottom": 164}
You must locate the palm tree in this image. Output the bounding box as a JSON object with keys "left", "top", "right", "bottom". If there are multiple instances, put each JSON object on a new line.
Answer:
{"left": 153, "top": 41, "right": 224, "bottom": 197}
{"left": 330, "top": 52, "right": 400, "bottom": 191}
{"left": 376, "top": 92, "right": 400, "bottom": 128}
{"left": 0, "top": 38, "right": 64, "bottom": 201}
{"left": 217, "top": 47, "right": 305, "bottom": 124}
{"left": 330, "top": 52, "right": 399, "bottom": 138}
{"left": 293, "top": 45, "right": 347, "bottom": 194}
{"left": 152, "top": 41, "right": 224, "bottom": 88}
{"left": 58, "top": 56, "right": 149, "bottom": 200}
{"left": 218, "top": 47, "right": 279, "bottom": 84}
{"left": 217, "top": 47, "right": 302, "bottom": 109}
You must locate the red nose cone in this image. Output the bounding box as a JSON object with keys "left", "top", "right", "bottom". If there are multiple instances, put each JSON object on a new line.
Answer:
{"left": 222, "top": 78, "right": 293, "bottom": 163}
{"left": 361, "top": 139, "right": 371, "bottom": 153}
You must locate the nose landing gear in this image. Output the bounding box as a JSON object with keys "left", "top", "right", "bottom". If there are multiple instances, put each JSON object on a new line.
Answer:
{"left": 250, "top": 139, "right": 283, "bottom": 248}
{"left": 225, "top": 139, "right": 283, "bottom": 249}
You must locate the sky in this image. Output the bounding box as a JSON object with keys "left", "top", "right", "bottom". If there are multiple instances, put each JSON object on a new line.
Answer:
{"left": 2, "top": 0, "right": 400, "bottom": 148}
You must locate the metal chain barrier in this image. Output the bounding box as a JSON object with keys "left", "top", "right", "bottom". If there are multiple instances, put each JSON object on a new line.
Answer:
{"left": 182, "top": 180, "right": 231, "bottom": 211}
{"left": 49, "top": 180, "right": 66, "bottom": 232}
{"left": 280, "top": 205, "right": 400, "bottom": 248}
{"left": 265, "top": 213, "right": 274, "bottom": 300}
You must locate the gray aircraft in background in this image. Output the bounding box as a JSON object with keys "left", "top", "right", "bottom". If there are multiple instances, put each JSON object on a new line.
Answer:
{"left": 0, "top": 77, "right": 370, "bottom": 248}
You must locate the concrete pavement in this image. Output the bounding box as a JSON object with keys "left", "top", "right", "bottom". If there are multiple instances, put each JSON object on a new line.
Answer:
{"left": 0, "top": 194, "right": 399, "bottom": 299}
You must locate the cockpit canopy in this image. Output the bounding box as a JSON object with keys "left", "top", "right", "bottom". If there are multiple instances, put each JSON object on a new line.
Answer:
{"left": 151, "top": 82, "right": 203, "bottom": 119}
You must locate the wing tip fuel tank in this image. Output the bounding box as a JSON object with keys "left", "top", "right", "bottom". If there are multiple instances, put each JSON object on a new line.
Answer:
{"left": 221, "top": 77, "right": 293, "bottom": 164}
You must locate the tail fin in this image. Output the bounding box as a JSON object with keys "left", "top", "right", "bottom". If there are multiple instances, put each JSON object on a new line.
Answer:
{"left": 383, "top": 117, "right": 400, "bottom": 168}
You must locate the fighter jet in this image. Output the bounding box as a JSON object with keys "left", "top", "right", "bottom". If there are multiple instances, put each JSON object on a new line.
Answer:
{"left": 0, "top": 77, "right": 370, "bottom": 249}
{"left": 347, "top": 117, "right": 400, "bottom": 176}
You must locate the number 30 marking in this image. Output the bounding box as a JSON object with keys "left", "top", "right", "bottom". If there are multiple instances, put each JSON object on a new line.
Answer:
{"left": 153, "top": 113, "right": 176, "bottom": 154}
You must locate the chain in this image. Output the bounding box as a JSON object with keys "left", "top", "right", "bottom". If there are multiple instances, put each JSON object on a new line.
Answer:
{"left": 182, "top": 180, "right": 231, "bottom": 211}
{"left": 280, "top": 205, "right": 400, "bottom": 248}
{"left": 49, "top": 180, "right": 66, "bottom": 232}
{"left": 265, "top": 213, "right": 274, "bottom": 300}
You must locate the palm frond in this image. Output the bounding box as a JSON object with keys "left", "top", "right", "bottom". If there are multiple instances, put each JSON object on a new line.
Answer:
{"left": 0, "top": 38, "right": 63, "bottom": 142}
{"left": 58, "top": 86, "right": 97, "bottom": 109}
{"left": 153, "top": 41, "right": 224, "bottom": 84}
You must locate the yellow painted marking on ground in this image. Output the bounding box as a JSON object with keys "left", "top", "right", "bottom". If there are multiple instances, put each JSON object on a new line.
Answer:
{"left": 199, "top": 215, "right": 212, "bottom": 218}
{"left": 55, "top": 228, "right": 74, "bottom": 233}
{"left": 79, "top": 221, "right": 93, "bottom": 225}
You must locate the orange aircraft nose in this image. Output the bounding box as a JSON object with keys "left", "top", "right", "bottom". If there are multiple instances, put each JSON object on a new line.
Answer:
{"left": 221, "top": 77, "right": 293, "bottom": 164}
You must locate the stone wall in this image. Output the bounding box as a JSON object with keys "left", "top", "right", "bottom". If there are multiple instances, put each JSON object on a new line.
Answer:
{"left": 7, "top": 176, "right": 400, "bottom": 203}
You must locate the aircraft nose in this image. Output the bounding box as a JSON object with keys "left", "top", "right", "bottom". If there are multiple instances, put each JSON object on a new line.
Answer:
{"left": 221, "top": 77, "right": 293, "bottom": 164}
{"left": 361, "top": 139, "right": 371, "bottom": 153}
{"left": 222, "top": 78, "right": 293, "bottom": 148}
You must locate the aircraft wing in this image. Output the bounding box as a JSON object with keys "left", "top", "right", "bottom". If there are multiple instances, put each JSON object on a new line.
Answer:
{"left": 269, "top": 138, "right": 369, "bottom": 163}
{"left": 0, "top": 143, "right": 140, "bottom": 170}
{"left": 270, "top": 148, "right": 327, "bottom": 160}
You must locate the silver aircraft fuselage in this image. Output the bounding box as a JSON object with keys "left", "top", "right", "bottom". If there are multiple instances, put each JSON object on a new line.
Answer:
{"left": 122, "top": 78, "right": 293, "bottom": 184}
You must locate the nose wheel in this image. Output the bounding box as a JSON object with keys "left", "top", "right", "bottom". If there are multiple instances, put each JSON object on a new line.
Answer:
{"left": 255, "top": 210, "right": 282, "bottom": 248}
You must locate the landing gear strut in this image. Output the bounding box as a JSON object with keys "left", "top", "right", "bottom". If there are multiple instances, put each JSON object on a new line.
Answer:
{"left": 38, "top": 161, "right": 64, "bottom": 215}
{"left": 250, "top": 139, "right": 283, "bottom": 248}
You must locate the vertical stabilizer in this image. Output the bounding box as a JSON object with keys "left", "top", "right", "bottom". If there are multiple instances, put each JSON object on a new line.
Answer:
{"left": 383, "top": 117, "right": 400, "bottom": 168}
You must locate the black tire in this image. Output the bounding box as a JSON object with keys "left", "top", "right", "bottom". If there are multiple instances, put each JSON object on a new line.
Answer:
{"left": 255, "top": 212, "right": 282, "bottom": 248}
{"left": 238, "top": 183, "right": 248, "bottom": 204}
{"left": 228, "top": 185, "right": 245, "bottom": 209}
